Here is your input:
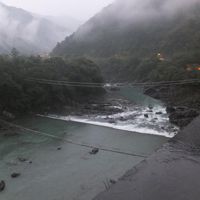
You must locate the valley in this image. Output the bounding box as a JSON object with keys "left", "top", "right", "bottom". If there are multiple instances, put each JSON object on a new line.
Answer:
{"left": 0, "top": 0, "right": 200, "bottom": 199}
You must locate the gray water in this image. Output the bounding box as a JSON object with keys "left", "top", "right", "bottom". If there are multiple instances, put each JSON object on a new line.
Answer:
{"left": 118, "top": 86, "right": 162, "bottom": 106}
{"left": 0, "top": 88, "right": 170, "bottom": 200}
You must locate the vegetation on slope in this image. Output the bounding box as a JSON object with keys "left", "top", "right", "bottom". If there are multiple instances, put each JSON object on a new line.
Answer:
{"left": 52, "top": 0, "right": 200, "bottom": 82}
{"left": 0, "top": 51, "right": 104, "bottom": 114}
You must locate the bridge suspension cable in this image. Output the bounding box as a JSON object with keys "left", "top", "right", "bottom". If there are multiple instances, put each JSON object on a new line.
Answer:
{"left": 0, "top": 118, "right": 147, "bottom": 158}
{"left": 26, "top": 78, "right": 200, "bottom": 88}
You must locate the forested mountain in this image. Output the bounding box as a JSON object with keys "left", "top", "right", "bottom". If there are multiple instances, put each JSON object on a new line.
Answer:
{"left": 52, "top": 0, "right": 200, "bottom": 81}
{"left": 0, "top": 2, "right": 80, "bottom": 54}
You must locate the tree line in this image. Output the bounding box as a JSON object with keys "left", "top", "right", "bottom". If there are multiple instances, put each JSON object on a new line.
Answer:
{"left": 0, "top": 52, "right": 104, "bottom": 114}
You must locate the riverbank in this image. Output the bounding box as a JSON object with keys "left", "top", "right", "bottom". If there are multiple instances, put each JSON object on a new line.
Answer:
{"left": 94, "top": 115, "right": 200, "bottom": 200}
{"left": 144, "top": 85, "right": 200, "bottom": 128}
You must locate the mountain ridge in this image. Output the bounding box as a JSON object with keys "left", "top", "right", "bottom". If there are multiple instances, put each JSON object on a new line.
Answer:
{"left": 0, "top": 2, "right": 80, "bottom": 54}
{"left": 52, "top": 0, "right": 200, "bottom": 81}
{"left": 52, "top": 0, "right": 200, "bottom": 58}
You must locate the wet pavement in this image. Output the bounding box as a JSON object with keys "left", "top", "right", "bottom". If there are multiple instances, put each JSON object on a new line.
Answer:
{"left": 94, "top": 116, "right": 200, "bottom": 200}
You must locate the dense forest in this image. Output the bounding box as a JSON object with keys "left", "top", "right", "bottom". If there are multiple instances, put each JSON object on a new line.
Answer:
{"left": 0, "top": 50, "right": 104, "bottom": 114}
{"left": 52, "top": 0, "right": 200, "bottom": 82}
{"left": 96, "top": 51, "right": 200, "bottom": 82}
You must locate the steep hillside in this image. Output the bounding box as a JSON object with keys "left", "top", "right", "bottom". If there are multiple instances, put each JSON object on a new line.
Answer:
{"left": 52, "top": 0, "right": 200, "bottom": 81}
{"left": 0, "top": 2, "right": 80, "bottom": 54}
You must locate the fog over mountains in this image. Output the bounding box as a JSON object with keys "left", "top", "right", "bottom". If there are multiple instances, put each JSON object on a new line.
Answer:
{"left": 52, "top": 0, "right": 200, "bottom": 57}
{"left": 52, "top": 0, "right": 200, "bottom": 81}
{"left": 0, "top": 2, "right": 81, "bottom": 54}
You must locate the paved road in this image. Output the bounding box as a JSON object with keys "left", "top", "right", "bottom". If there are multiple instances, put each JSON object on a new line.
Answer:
{"left": 94, "top": 116, "right": 200, "bottom": 200}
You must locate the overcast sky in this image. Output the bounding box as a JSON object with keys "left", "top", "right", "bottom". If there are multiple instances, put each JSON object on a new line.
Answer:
{"left": 1, "top": 0, "right": 114, "bottom": 20}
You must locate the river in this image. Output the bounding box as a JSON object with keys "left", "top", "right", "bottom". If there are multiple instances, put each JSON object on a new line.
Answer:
{"left": 0, "top": 87, "right": 177, "bottom": 200}
{"left": 48, "top": 86, "right": 178, "bottom": 137}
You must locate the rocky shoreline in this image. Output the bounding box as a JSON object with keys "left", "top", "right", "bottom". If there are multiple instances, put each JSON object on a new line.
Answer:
{"left": 45, "top": 90, "right": 135, "bottom": 118}
{"left": 144, "top": 85, "right": 200, "bottom": 128}
{"left": 0, "top": 87, "right": 179, "bottom": 137}
{"left": 66, "top": 86, "right": 200, "bottom": 130}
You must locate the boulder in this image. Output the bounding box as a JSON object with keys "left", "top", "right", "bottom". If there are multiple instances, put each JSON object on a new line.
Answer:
{"left": 90, "top": 148, "right": 99, "bottom": 155}
{"left": 144, "top": 87, "right": 160, "bottom": 99}
{"left": 119, "top": 117, "right": 126, "bottom": 121}
{"left": 169, "top": 109, "right": 199, "bottom": 128}
{"left": 0, "top": 180, "right": 5, "bottom": 192}
{"left": 118, "top": 114, "right": 138, "bottom": 121}
{"left": 109, "top": 179, "right": 117, "bottom": 184}
{"left": 166, "top": 106, "right": 176, "bottom": 113}
{"left": 176, "top": 106, "right": 188, "bottom": 111}
{"left": 11, "top": 173, "right": 21, "bottom": 178}
{"left": 144, "top": 86, "right": 170, "bottom": 100}
{"left": 156, "top": 111, "right": 163, "bottom": 115}
{"left": 148, "top": 105, "right": 154, "bottom": 110}
{"left": 108, "top": 119, "right": 116, "bottom": 124}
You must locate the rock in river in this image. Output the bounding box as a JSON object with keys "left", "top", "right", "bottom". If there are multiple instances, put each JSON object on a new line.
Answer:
{"left": 108, "top": 119, "right": 116, "bottom": 124}
{"left": 11, "top": 173, "right": 21, "bottom": 178}
{"left": 18, "top": 157, "right": 28, "bottom": 162}
{"left": 156, "top": 111, "right": 163, "bottom": 115}
{"left": 90, "top": 148, "right": 99, "bottom": 155}
{"left": 0, "top": 180, "right": 5, "bottom": 192}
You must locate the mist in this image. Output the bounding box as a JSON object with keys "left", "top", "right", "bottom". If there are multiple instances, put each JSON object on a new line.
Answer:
{"left": 74, "top": 0, "right": 200, "bottom": 38}
{"left": 1, "top": 0, "right": 114, "bottom": 21}
{"left": 0, "top": 2, "right": 79, "bottom": 54}
{"left": 0, "top": 4, "right": 38, "bottom": 43}
{"left": 112, "top": 0, "right": 200, "bottom": 22}
{"left": 1, "top": 0, "right": 200, "bottom": 54}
